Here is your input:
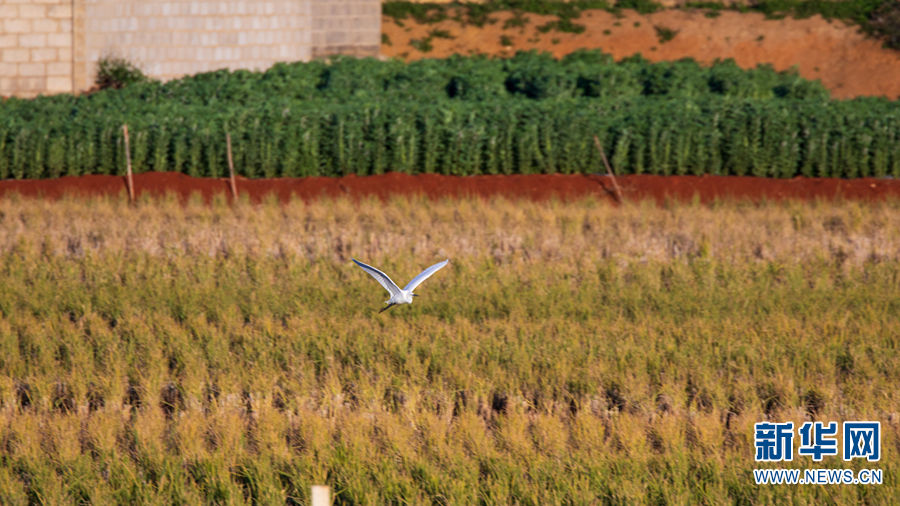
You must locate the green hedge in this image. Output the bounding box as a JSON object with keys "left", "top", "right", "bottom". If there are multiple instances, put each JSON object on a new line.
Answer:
{"left": 2, "top": 96, "right": 898, "bottom": 179}
{"left": 1, "top": 51, "right": 897, "bottom": 179}
{"left": 7, "top": 50, "right": 830, "bottom": 109}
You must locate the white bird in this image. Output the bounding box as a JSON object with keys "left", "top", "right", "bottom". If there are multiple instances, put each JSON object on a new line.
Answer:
{"left": 352, "top": 258, "right": 449, "bottom": 313}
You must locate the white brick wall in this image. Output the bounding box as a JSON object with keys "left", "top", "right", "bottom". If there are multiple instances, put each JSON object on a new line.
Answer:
{"left": 0, "top": 0, "right": 72, "bottom": 97}
{"left": 80, "top": 0, "right": 315, "bottom": 85}
{"left": 310, "top": 0, "right": 380, "bottom": 58}
{"left": 0, "top": 0, "right": 381, "bottom": 97}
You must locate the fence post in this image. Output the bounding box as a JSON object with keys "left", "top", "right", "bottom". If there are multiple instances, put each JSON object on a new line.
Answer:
{"left": 311, "top": 485, "right": 330, "bottom": 506}
{"left": 593, "top": 135, "right": 623, "bottom": 204}
{"left": 226, "top": 132, "right": 238, "bottom": 200}
{"left": 123, "top": 124, "right": 135, "bottom": 203}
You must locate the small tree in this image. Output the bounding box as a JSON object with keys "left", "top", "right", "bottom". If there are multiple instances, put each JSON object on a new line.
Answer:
{"left": 95, "top": 56, "right": 148, "bottom": 90}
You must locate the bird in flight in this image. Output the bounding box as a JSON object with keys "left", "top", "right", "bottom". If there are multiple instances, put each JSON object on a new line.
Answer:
{"left": 352, "top": 258, "right": 449, "bottom": 313}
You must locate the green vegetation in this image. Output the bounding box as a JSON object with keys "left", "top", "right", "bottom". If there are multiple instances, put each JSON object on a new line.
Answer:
{"left": 614, "top": 0, "right": 661, "bottom": 15}
{"left": 2, "top": 92, "right": 897, "bottom": 179}
{"left": 95, "top": 56, "right": 149, "bottom": 90}
{"left": 409, "top": 28, "right": 455, "bottom": 54}
{"left": 409, "top": 37, "right": 434, "bottom": 52}
{"left": 654, "top": 25, "right": 679, "bottom": 43}
{"left": 0, "top": 196, "right": 898, "bottom": 503}
{"left": 385, "top": 1, "right": 631, "bottom": 33}
{"left": 9, "top": 50, "right": 896, "bottom": 181}
{"left": 385, "top": 1, "right": 629, "bottom": 29}
{"left": 745, "top": 0, "right": 884, "bottom": 23}
{"left": 429, "top": 28, "right": 454, "bottom": 39}
{"left": 537, "top": 18, "right": 588, "bottom": 34}
{"left": 503, "top": 11, "right": 530, "bottom": 29}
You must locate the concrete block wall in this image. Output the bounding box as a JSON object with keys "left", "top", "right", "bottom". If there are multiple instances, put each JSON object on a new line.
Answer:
{"left": 1, "top": 0, "right": 381, "bottom": 98}
{"left": 311, "top": 0, "right": 381, "bottom": 58}
{"left": 0, "top": 0, "right": 73, "bottom": 97}
{"left": 78, "top": 0, "right": 314, "bottom": 89}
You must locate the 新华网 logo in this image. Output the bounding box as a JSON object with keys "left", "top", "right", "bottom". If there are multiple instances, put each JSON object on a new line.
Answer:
{"left": 754, "top": 421, "right": 880, "bottom": 462}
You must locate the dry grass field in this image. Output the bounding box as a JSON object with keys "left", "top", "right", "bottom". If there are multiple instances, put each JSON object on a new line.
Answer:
{"left": 0, "top": 194, "right": 898, "bottom": 503}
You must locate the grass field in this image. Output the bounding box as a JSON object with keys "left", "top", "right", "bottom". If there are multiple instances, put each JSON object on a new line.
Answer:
{"left": 0, "top": 194, "right": 897, "bottom": 503}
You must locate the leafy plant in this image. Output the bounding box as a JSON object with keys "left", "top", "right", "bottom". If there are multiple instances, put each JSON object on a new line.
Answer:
{"left": 537, "top": 18, "right": 588, "bottom": 34}
{"left": 654, "top": 25, "right": 679, "bottom": 43}
{"left": 410, "top": 38, "right": 434, "bottom": 53}
{"left": 429, "top": 29, "right": 454, "bottom": 39}
{"left": 684, "top": 1, "right": 723, "bottom": 9}
{"left": 382, "top": 2, "right": 448, "bottom": 23}
{"left": 614, "top": 0, "right": 661, "bottom": 14}
{"left": 503, "top": 11, "right": 530, "bottom": 29}
{"left": 95, "top": 56, "right": 148, "bottom": 90}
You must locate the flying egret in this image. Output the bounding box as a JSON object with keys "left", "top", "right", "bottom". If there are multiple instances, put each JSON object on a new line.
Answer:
{"left": 352, "top": 258, "right": 449, "bottom": 313}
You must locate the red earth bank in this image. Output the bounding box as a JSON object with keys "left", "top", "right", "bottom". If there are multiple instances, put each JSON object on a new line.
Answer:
{"left": 1, "top": 171, "right": 898, "bottom": 204}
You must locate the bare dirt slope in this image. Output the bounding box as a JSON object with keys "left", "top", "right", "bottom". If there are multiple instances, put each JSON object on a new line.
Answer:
{"left": 382, "top": 9, "right": 900, "bottom": 99}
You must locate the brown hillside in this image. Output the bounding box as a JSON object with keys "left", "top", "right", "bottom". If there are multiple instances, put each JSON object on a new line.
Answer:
{"left": 382, "top": 9, "right": 900, "bottom": 99}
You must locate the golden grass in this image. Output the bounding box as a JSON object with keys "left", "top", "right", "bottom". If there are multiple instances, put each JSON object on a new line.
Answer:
{"left": 0, "top": 195, "right": 897, "bottom": 503}
{"left": 0, "top": 194, "right": 898, "bottom": 265}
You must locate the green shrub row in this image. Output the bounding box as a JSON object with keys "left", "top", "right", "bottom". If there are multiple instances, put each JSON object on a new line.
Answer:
{"left": 2, "top": 96, "right": 898, "bottom": 179}
{"left": 3, "top": 51, "right": 829, "bottom": 111}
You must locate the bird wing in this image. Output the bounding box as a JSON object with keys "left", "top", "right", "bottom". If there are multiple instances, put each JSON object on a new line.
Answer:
{"left": 403, "top": 259, "right": 449, "bottom": 292}
{"left": 353, "top": 259, "right": 402, "bottom": 297}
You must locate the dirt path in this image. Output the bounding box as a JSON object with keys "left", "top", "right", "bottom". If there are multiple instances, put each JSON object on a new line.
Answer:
{"left": 382, "top": 9, "right": 900, "bottom": 99}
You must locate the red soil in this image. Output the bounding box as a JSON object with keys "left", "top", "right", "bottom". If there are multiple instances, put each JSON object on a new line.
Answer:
{"left": 1, "top": 171, "right": 897, "bottom": 204}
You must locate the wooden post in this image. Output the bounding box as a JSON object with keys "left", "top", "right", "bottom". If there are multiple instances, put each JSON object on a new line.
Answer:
{"left": 593, "top": 135, "right": 623, "bottom": 204}
{"left": 122, "top": 124, "right": 135, "bottom": 203}
{"left": 226, "top": 132, "right": 238, "bottom": 200}
{"left": 311, "top": 485, "right": 330, "bottom": 506}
